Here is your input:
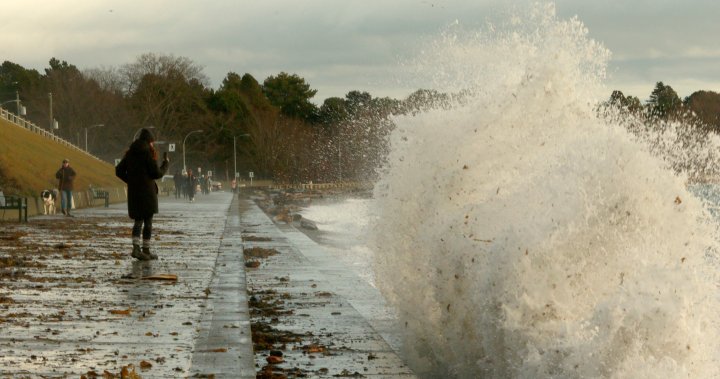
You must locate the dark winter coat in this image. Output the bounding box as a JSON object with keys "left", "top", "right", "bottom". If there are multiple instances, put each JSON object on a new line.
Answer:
{"left": 55, "top": 166, "right": 76, "bottom": 191}
{"left": 115, "top": 140, "right": 168, "bottom": 219}
{"left": 186, "top": 174, "right": 197, "bottom": 196}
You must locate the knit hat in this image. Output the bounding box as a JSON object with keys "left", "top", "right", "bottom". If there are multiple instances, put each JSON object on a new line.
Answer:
{"left": 138, "top": 128, "right": 155, "bottom": 143}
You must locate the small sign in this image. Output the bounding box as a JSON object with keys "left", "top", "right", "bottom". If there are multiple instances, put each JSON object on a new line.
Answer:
{"left": 198, "top": 167, "right": 202, "bottom": 173}
{"left": 207, "top": 170, "right": 212, "bottom": 177}
{"left": 168, "top": 143, "right": 175, "bottom": 152}
{"left": 235, "top": 172, "right": 239, "bottom": 178}
{"left": 249, "top": 171, "right": 254, "bottom": 178}
{"left": 114, "top": 158, "right": 121, "bottom": 166}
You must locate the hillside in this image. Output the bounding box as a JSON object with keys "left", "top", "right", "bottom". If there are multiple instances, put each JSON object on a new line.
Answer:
{"left": 0, "top": 117, "right": 124, "bottom": 196}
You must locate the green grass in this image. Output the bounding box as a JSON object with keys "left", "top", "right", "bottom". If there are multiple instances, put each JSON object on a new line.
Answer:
{"left": 0, "top": 117, "right": 124, "bottom": 196}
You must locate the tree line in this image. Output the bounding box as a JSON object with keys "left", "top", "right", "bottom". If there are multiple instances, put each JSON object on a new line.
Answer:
{"left": 3, "top": 54, "right": 719, "bottom": 184}
{"left": 0, "top": 54, "right": 438, "bottom": 184}
{"left": 604, "top": 82, "right": 720, "bottom": 182}
{"left": 607, "top": 82, "right": 720, "bottom": 132}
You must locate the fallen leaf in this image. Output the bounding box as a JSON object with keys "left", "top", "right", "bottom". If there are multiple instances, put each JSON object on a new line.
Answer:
{"left": 266, "top": 355, "right": 283, "bottom": 364}
{"left": 141, "top": 274, "right": 178, "bottom": 281}
{"left": 109, "top": 308, "right": 132, "bottom": 316}
{"left": 140, "top": 360, "right": 153, "bottom": 370}
{"left": 120, "top": 364, "right": 141, "bottom": 379}
{"left": 305, "top": 344, "right": 325, "bottom": 353}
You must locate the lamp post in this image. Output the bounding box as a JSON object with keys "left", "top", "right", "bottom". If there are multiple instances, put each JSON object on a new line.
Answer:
{"left": 183, "top": 129, "right": 204, "bottom": 174}
{"left": 84, "top": 124, "right": 104, "bottom": 152}
{"left": 47, "top": 92, "right": 59, "bottom": 134}
{"left": 0, "top": 92, "right": 24, "bottom": 116}
{"left": 233, "top": 133, "right": 250, "bottom": 181}
{"left": 49, "top": 92, "right": 53, "bottom": 133}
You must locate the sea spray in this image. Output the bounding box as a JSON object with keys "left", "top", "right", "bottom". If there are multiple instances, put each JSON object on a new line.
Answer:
{"left": 369, "top": 3, "right": 720, "bottom": 378}
{"left": 299, "top": 198, "right": 376, "bottom": 284}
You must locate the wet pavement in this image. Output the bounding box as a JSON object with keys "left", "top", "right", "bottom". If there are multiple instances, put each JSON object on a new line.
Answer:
{"left": 0, "top": 191, "right": 415, "bottom": 378}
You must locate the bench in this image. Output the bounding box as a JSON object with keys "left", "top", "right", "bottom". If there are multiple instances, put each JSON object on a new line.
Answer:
{"left": 89, "top": 188, "right": 110, "bottom": 207}
{"left": 0, "top": 195, "right": 28, "bottom": 222}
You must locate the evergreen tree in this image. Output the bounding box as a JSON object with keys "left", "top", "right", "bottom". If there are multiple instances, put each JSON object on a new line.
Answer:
{"left": 647, "top": 81, "right": 681, "bottom": 118}
{"left": 262, "top": 72, "right": 318, "bottom": 122}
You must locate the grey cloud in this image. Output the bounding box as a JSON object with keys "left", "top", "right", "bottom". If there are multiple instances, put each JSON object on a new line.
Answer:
{"left": 2, "top": 1, "right": 719, "bottom": 103}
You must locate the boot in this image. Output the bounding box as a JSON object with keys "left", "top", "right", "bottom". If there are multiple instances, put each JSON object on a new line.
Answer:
{"left": 142, "top": 246, "right": 158, "bottom": 260}
{"left": 131, "top": 244, "right": 151, "bottom": 261}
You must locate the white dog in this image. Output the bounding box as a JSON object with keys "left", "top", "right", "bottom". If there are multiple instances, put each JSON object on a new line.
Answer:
{"left": 41, "top": 189, "right": 58, "bottom": 215}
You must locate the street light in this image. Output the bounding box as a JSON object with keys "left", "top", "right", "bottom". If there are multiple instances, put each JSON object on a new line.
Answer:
{"left": 49, "top": 92, "right": 53, "bottom": 133}
{"left": 0, "top": 94, "right": 25, "bottom": 116}
{"left": 84, "top": 124, "right": 104, "bottom": 152}
{"left": 183, "top": 129, "right": 204, "bottom": 174}
{"left": 0, "top": 86, "right": 24, "bottom": 116}
{"left": 233, "top": 133, "right": 250, "bottom": 181}
{"left": 47, "top": 92, "right": 59, "bottom": 134}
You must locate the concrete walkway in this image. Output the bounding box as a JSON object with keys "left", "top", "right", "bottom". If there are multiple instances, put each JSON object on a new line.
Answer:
{"left": 0, "top": 191, "right": 415, "bottom": 378}
{"left": 0, "top": 192, "right": 254, "bottom": 378}
{"left": 240, "top": 195, "right": 415, "bottom": 378}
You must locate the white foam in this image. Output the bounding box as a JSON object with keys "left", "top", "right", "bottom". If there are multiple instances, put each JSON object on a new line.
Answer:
{"left": 368, "top": 3, "right": 720, "bottom": 378}
{"left": 301, "top": 198, "right": 376, "bottom": 284}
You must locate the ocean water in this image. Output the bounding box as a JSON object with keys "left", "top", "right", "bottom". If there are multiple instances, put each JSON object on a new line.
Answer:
{"left": 302, "top": 183, "right": 720, "bottom": 378}
{"left": 359, "top": 3, "right": 720, "bottom": 379}
{"left": 299, "top": 197, "right": 376, "bottom": 284}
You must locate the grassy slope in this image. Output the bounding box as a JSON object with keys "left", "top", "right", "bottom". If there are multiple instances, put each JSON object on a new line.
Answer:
{"left": 0, "top": 118, "right": 124, "bottom": 196}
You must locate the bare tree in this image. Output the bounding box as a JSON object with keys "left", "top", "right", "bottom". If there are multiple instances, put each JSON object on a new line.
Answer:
{"left": 120, "top": 53, "right": 208, "bottom": 95}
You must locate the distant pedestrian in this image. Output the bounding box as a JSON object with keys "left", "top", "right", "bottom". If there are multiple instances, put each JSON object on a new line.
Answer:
{"left": 173, "top": 169, "right": 183, "bottom": 199}
{"left": 55, "top": 158, "right": 76, "bottom": 217}
{"left": 186, "top": 169, "right": 197, "bottom": 202}
{"left": 231, "top": 178, "right": 237, "bottom": 194}
{"left": 202, "top": 175, "right": 210, "bottom": 194}
{"left": 115, "top": 128, "right": 169, "bottom": 261}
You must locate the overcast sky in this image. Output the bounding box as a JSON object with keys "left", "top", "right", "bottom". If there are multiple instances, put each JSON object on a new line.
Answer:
{"left": 1, "top": 0, "right": 718, "bottom": 104}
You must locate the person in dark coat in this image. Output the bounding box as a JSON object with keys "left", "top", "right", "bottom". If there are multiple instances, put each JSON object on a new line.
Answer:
{"left": 186, "top": 169, "right": 197, "bottom": 202}
{"left": 115, "top": 128, "right": 169, "bottom": 260}
{"left": 55, "top": 158, "right": 76, "bottom": 217}
{"left": 172, "top": 169, "right": 183, "bottom": 199}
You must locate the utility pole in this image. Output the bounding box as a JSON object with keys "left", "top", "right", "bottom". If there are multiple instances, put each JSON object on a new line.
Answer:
{"left": 49, "top": 92, "right": 53, "bottom": 133}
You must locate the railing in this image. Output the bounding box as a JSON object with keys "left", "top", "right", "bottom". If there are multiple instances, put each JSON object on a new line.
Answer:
{"left": 0, "top": 107, "right": 106, "bottom": 163}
